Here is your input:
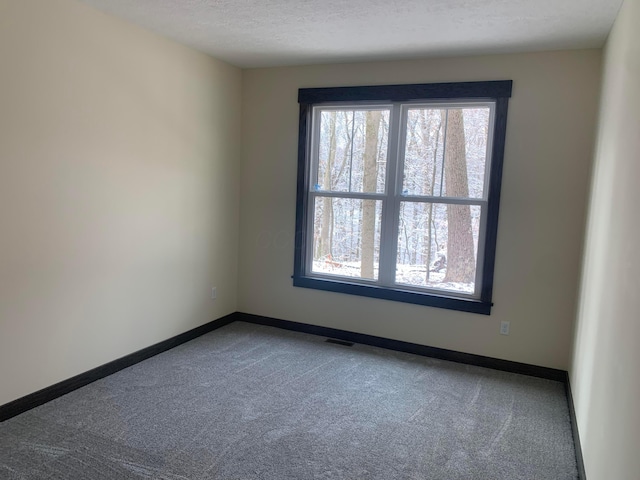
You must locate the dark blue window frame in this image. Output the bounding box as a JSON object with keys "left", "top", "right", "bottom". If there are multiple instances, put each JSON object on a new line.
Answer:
{"left": 293, "top": 81, "right": 512, "bottom": 315}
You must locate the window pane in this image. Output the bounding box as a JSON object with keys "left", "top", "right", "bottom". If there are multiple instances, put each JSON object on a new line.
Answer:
{"left": 402, "top": 107, "right": 490, "bottom": 199}
{"left": 311, "top": 197, "right": 382, "bottom": 280}
{"left": 316, "top": 109, "right": 389, "bottom": 194}
{"left": 396, "top": 202, "right": 481, "bottom": 295}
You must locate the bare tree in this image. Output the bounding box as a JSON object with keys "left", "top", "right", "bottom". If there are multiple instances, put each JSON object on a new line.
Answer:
{"left": 420, "top": 110, "right": 442, "bottom": 282}
{"left": 361, "top": 111, "right": 382, "bottom": 278}
{"left": 443, "top": 109, "right": 475, "bottom": 283}
{"left": 318, "top": 112, "right": 336, "bottom": 259}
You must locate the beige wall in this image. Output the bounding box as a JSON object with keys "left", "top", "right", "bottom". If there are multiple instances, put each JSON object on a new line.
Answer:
{"left": 240, "top": 50, "right": 601, "bottom": 370}
{"left": 0, "top": 0, "right": 610, "bottom": 410}
{"left": 0, "top": 0, "right": 241, "bottom": 405}
{"left": 570, "top": 0, "right": 640, "bottom": 478}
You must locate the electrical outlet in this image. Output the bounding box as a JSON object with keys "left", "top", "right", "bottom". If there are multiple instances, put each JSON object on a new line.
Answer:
{"left": 500, "top": 321, "right": 510, "bottom": 335}
{"left": 211, "top": 287, "right": 217, "bottom": 300}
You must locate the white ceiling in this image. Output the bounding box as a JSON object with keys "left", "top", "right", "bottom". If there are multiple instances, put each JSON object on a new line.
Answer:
{"left": 80, "top": 0, "right": 623, "bottom": 68}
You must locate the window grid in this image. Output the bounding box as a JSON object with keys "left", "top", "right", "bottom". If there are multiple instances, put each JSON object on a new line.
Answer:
{"left": 306, "top": 101, "right": 494, "bottom": 299}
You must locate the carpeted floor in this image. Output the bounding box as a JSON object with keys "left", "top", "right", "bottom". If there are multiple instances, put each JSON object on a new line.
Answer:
{"left": 0, "top": 321, "right": 577, "bottom": 479}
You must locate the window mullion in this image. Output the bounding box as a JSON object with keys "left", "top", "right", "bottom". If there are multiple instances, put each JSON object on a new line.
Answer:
{"left": 309, "top": 191, "right": 386, "bottom": 200}
{"left": 399, "top": 196, "right": 487, "bottom": 206}
{"left": 378, "top": 103, "right": 403, "bottom": 287}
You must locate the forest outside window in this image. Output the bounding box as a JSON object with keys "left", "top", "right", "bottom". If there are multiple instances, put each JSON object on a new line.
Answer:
{"left": 293, "top": 81, "right": 512, "bottom": 314}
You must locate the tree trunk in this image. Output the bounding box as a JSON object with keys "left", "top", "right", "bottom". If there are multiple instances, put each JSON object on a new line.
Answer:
{"left": 361, "top": 111, "right": 381, "bottom": 279}
{"left": 442, "top": 109, "right": 475, "bottom": 283}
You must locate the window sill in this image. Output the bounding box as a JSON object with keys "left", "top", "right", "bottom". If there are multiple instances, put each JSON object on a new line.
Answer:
{"left": 292, "top": 276, "right": 492, "bottom": 315}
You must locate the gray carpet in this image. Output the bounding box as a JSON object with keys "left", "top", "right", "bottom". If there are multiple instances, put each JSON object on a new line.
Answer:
{"left": 0, "top": 322, "right": 577, "bottom": 479}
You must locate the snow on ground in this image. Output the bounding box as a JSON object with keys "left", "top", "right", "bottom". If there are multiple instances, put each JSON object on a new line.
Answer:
{"left": 312, "top": 261, "right": 474, "bottom": 294}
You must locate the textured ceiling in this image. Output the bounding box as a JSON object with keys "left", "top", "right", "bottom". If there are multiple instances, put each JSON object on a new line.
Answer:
{"left": 79, "top": 0, "right": 623, "bottom": 68}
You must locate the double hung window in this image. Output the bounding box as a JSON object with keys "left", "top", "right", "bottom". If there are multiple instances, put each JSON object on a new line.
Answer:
{"left": 293, "top": 81, "right": 512, "bottom": 314}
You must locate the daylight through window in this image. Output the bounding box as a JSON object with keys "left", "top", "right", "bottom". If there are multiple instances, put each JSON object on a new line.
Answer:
{"left": 294, "top": 82, "right": 512, "bottom": 314}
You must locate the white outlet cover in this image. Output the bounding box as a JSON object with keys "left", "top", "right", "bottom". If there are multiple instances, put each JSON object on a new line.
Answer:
{"left": 500, "top": 321, "right": 510, "bottom": 335}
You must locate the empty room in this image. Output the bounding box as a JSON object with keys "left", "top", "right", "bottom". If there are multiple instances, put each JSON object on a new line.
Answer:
{"left": 0, "top": 0, "right": 638, "bottom": 478}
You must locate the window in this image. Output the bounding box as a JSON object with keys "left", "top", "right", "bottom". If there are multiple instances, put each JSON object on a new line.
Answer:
{"left": 293, "top": 81, "right": 512, "bottom": 314}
